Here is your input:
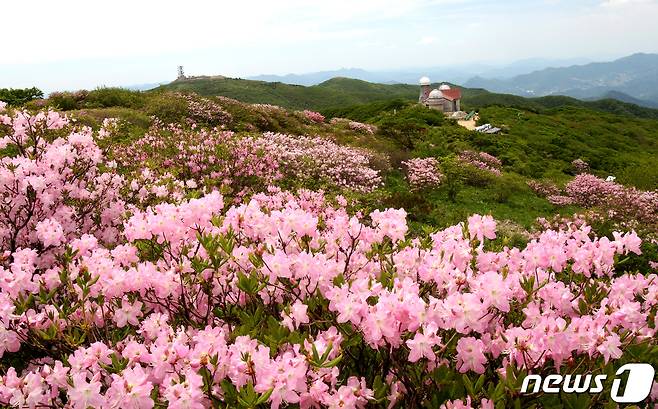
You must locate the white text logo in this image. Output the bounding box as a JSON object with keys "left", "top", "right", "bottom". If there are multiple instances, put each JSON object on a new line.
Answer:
{"left": 520, "top": 363, "right": 655, "bottom": 403}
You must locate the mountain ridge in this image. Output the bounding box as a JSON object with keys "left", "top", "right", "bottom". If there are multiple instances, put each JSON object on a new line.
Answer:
{"left": 245, "top": 58, "right": 592, "bottom": 87}
{"left": 464, "top": 53, "right": 658, "bottom": 107}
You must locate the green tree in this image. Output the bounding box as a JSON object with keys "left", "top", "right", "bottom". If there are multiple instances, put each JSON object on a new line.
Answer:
{"left": 0, "top": 87, "right": 44, "bottom": 106}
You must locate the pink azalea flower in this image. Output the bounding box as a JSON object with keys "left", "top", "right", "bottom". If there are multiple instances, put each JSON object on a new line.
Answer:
{"left": 456, "top": 337, "right": 487, "bottom": 374}
{"left": 68, "top": 373, "right": 104, "bottom": 409}
{"left": 406, "top": 324, "right": 440, "bottom": 362}
{"left": 597, "top": 333, "right": 622, "bottom": 363}
{"left": 467, "top": 214, "right": 496, "bottom": 243}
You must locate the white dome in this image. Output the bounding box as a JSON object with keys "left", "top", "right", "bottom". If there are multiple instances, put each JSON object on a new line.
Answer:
{"left": 419, "top": 76, "right": 431, "bottom": 85}
{"left": 428, "top": 89, "right": 443, "bottom": 98}
{"left": 439, "top": 84, "right": 451, "bottom": 90}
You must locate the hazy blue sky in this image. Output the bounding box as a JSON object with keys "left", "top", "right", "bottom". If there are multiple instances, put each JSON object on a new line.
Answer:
{"left": 2, "top": 0, "right": 657, "bottom": 92}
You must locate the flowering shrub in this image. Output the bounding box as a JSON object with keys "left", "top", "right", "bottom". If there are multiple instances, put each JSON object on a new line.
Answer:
{"left": 124, "top": 167, "right": 192, "bottom": 205}
{"left": 348, "top": 121, "right": 376, "bottom": 135}
{"left": 402, "top": 157, "right": 442, "bottom": 190}
{"left": 566, "top": 173, "right": 658, "bottom": 224}
{"left": 328, "top": 117, "right": 345, "bottom": 125}
{"left": 546, "top": 194, "right": 575, "bottom": 206}
{"left": 1, "top": 183, "right": 656, "bottom": 408}
{"left": 328, "top": 118, "right": 377, "bottom": 135}
{"left": 252, "top": 103, "right": 285, "bottom": 113}
{"left": 457, "top": 151, "right": 502, "bottom": 176}
{"left": 257, "top": 132, "right": 383, "bottom": 193}
{"left": 526, "top": 180, "right": 560, "bottom": 198}
{"left": 0, "top": 108, "right": 125, "bottom": 255}
{"left": 112, "top": 121, "right": 282, "bottom": 204}
{"left": 571, "top": 158, "right": 589, "bottom": 173}
{"left": 177, "top": 93, "right": 232, "bottom": 126}
{"left": 566, "top": 174, "right": 623, "bottom": 207}
{"left": 112, "top": 125, "right": 382, "bottom": 199}
{"left": 302, "top": 110, "right": 325, "bottom": 124}
{"left": 96, "top": 117, "right": 124, "bottom": 141}
{"left": 535, "top": 213, "right": 589, "bottom": 234}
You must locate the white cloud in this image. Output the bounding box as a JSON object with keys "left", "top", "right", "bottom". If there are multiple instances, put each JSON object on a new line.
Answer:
{"left": 601, "top": 0, "right": 656, "bottom": 6}
{"left": 419, "top": 36, "right": 438, "bottom": 45}
{"left": 0, "top": 0, "right": 450, "bottom": 64}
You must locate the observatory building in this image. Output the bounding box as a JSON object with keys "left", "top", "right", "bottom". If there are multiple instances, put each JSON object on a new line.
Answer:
{"left": 418, "top": 77, "right": 461, "bottom": 113}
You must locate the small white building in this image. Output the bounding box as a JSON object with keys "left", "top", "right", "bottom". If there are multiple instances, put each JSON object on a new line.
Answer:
{"left": 418, "top": 77, "right": 462, "bottom": 113}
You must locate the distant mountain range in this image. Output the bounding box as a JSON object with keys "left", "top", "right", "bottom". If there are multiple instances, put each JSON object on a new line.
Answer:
{"left": 247, "top": 58, "right": 590, "bottom": 87}
{"left": 464, "top": 53, "right": 658, "bottom": 108}
{"left": 244, "top": 54, "right": 658, "bottom": 108}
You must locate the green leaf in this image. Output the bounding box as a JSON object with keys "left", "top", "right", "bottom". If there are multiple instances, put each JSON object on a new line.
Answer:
{"left": 462, "top": 374, "right": 475, "bottom": 397}
{"left": 321, "top": 354, "right": 343, "bottom": 368}
{"left": 475, "top": 374, "right": 486, "bottom": 392}
{"left": 255, "top": 388, "right": 274, "bottom": 405}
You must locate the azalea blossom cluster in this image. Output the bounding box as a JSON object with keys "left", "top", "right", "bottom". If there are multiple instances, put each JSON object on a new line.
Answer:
{"left": 124, "top": 167, "right": 194, "bottom": 206}
{"left": 546, "top": 194, "right": 575, "bottom": 206}
{"left": 302, "top": 110, "right": 325, "bottom": 124}
{"left": 111, "top": 121, "right": 283, "bottom": 203}
{"left": 566, "top": 173, "right": 658, "bottom": 224}
{"left": 328, "top": 117, "right": 347, "bottom": 125}
{"left": 251, "top": 103, "right": 285, "bottom": 113}
{"left": 258, "top": 132, "right": 383, "bottom": 193}
{"left": 457, "top": 151, "right": 502, "bottom": 176}
{"left": 571, "top": 158, "right": 589, "bottom": 173}
{"left": 402, "top": 157, "right": 442, "bottom": 190}
{"left": 526, "top": 180, "right": 560, "bottom": 198}
{"left": 0, "top": 108, "right": 69, "bottom": 148}
{"left": 0, "top": 108, "right": 125, "bottom": 255}
{"left": 112, "top": 124, "right": 383, "bottom": 198}
{"left": 535, "top": 213, "right": 589, "bottom": 236}
{"left": 176, "top": 93, "right": 232, "bottom": 127}
{"left": 348, "top": 121, "right": 376, "bottom": 135}
{"left": 328, "top": 118, "right": 377, "bottom": 135}
{"left": 1, "top": 178, "right": 656, "bottom": 407}
{"left": 97, "top": 118, "right": 122, "bottom": 140}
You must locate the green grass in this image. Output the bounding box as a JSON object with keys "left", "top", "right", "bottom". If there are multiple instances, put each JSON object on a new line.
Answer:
{"left": 473, "top": 105, "right": 658, "bottom": 183}
{"left": 375, "top": 173, "right": 581, "bottom": 235}
{"left": 156, "top": 77, "right": 419, "bottom": 111}
{"left": 419, "top": 185, "right": 578, "bottom": 229}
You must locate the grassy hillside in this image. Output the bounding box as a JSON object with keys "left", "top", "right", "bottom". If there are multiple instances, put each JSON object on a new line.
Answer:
{"left": 157, "top": 77, "right": 418, "bottom": 110}
{"left": 323, "top": 99, "right": 658, "bottom": 189}
{"left": 159, "top": 76, "right": 658, "bottom": 120}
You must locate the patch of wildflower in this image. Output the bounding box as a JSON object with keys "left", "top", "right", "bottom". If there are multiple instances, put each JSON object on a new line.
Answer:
{"left": 402, "top": 157, "right": 442, "bottom": 190}
{"left": 302, "top": 110, "right": 325, "bottom": 124}
{"left": 457, "top": 151, "right": 502, "bottom": 176}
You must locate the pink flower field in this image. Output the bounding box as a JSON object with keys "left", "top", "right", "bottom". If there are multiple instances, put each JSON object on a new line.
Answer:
{"left": 0, "top": 102, "right": 657, "bottom": 409}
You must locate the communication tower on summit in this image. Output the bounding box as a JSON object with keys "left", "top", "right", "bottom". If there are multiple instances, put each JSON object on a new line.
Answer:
{"left": 177, "top": 66, "right": 185, "bottom": 79}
